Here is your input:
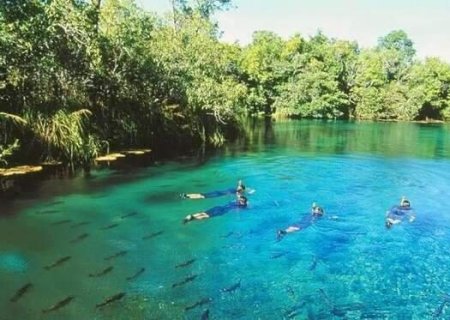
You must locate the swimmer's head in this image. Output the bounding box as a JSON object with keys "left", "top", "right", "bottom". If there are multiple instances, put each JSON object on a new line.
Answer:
{"left": 312, "top": 202, "right": 324, "bottom": 216}
{"left": 237, "top": 180, "right": 245, "bottom": 191}
{"left": 400, "top": 196, "right": 410, "bottom": 208}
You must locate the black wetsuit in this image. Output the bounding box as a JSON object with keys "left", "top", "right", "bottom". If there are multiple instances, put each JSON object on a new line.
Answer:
{"left": 201, "top": 188, "right": 237, "bottom": 198}
{"left": 291, "top": 213, "right": 322, "bottom": 230}
{"left": 387, "top": 205, "right": 413, "bottom": 222}
{"left": 205, "top": 201, "right": 247, "bottom": 218}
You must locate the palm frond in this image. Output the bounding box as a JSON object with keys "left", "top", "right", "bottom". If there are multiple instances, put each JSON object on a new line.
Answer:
{"left": 0, "top": 112, "right": 28, "bottom": 127}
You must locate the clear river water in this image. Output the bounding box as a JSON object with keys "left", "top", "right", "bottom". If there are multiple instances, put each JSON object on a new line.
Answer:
{"left": 1, "top": 120, "right": 450, "bottom": 319}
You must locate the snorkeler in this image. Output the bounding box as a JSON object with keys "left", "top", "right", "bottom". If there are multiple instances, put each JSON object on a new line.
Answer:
{"left": 181, "top": 180, "right": 246, "bottom": 199}
{"left": 183, "top": 195, "right": 248, "bottom": 224}
{"left": 400, "top": 196, "right": 411, "bottom": 208}
{"left": 385, "top": 196, "right": 416, "bottom": 229}
{"left": 276, "top": 203, "right": 324, "bottom": 240}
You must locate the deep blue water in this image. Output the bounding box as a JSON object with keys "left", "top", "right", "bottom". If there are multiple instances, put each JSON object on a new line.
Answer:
{"left": 1, "top": 120, "right": 450, "bottom": 319}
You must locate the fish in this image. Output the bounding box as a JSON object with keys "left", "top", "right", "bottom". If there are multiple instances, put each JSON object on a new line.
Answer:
{"left": 201, "top": 309, "right": 210, "bottom": 320}
{"left": 70, "top": 221, "right": 90, "bottom": 229}
{"left": 286, "top": 309, "right": 301, "bottom": 319}
{"left": 44, "top": 256, "right": 71, "bottom": 270}
{"left": 36, "top": 209, "right": 59, "bottom": 215}
{"left": 319, "top": 289, "right": 346, "bottom": 317}
{"left": 175, "top": 259, "right": 196, "bottom": 268}
{"left": 142, "top": 231, "right": 164, "bottom": 240}
{"left": 10, "top": 283, "right": 33, "bottom": 302}
{"left": 222, "top": 231, "right": 234, "bottom": 238}
{"left": 222, "top": 243, "right": 245, "bottom": 250}
{"left": 172, "top": 274, "right": 198, "bottom": 288}
{"left": 48, "top": 200, "right": 64, "bottom": 206}
{"left": 360, "top": 310, "right": 390, "bottom": 319}
{"left": 89, "top": 266, "right": 114, "bottom": 278}
{"left": 184, "top": 297, "right": 212, "bottom": 311}
{"left": 433, "top": 300, "right": 448, "bottom": 318}
{"left": 309, "top": 256, "right": 318, "bottom": 271}
{"left": 284, "top": 301, "right": 306, "bottom": 319}
{"left": 331, "top": 307, "right": 346, "bottom": 317}
{"left": 271, "top": 251, "right": 288, "bottom": 259}
{"left": 319, "top": 288, "right": 332, "bottom": 305}
{"left": 69, "top": 233, "right": 89, "bottom": 244}
{"left": 126, "top": 267, "right": 145, "bottom": 281}
{"left": 286, "top": 285, "right": 296, "bottom": 298}
{"left": 51, "top": 219, "right": 72, "bottom": 226}
{"left": 95, "top": 292, "right": 126, "bottom": 309}
{"left": 104, "top": 251, "right": 127, "bottom": 261}
{"left": 221, "top": 279, "right": 241, "bottom": 293}
{"left": 42, "top": 296, "right": 75, "bottom": 313}
{"left": 221, "top": 231, "right": 243, "bottom": 239}
{"left": 121, "top": 212, "right": 137, "bottom": 219}
{"left": 100, "top": 223, "right": 119, "bottom": 230}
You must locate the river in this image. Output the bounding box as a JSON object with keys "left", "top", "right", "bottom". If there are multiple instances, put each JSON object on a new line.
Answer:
{"left": 1, "top": 119, "right": 450, "bottom": 319}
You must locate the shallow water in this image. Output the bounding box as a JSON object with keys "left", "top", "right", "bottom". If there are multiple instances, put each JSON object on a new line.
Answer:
{"left": 1, "top": 120, "right": 450, "bottom": 319}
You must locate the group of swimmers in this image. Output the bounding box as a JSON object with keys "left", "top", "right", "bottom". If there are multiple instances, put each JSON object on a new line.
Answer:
{"left": 181, "top": 180, "right": 416, "bottom": 237}
{"left": 182, "top": 180, "right": 248, "bottom": 224}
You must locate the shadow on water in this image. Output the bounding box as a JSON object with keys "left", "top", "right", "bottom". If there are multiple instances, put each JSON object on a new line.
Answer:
{"left": 0, "top": 146, "right": 215, "bottom": 216}
{"left": 224, "top": 119, "right": 450, "bottom": 159}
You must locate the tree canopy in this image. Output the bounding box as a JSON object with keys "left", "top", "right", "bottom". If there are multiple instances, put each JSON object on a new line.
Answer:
{"left": 1, "top": 0, "right": 449, "bottom": 166}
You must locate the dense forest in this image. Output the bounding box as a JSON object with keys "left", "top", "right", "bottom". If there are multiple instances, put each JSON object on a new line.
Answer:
{"left": 1, "top": 0, "right": 449, "bottom": 167}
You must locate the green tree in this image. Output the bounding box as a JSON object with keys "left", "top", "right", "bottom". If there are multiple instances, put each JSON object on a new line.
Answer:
{"left": 408, "top": 58, "right": 450, "bottom": 120}
{"left": 1, "top": 0, "right": 449, "bottom": 167}
{"left": 151, "top": 12, "right": 247, "bottom": 145}
{"left": 377, "top": 30, "right": 415, "bottom": 63}
{"left": 172, "top": 0, "right": 231, "bottom": 18}
{"left": 273, "top": 33, "right": 355, "bottom": 119}
{"left": 377, "top": 30, "right": 415, "bottom": 81}
{"left": 351, "top": 49, "right": 387, "bottom": 119}
{"left": 240, "top": 31, "right": 284, "bottom": 115}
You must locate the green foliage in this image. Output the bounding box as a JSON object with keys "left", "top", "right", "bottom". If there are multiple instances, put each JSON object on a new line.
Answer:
{"left": 408, "top": 58, "right": 450, "bottom": 120}
{"left": 0, "top": 139, "right": 19, "bottom": 167}
{"left": 150, "top": 12, "right": 247, "bottom": 142}
{"left": 0, "top": 110, "right": 99, "bottom": 164}
{"left": 1, "top": 1, "right": 450, "bottom": 166}
{"left": 172, "top": 0, "right": 232, "bottom": 18}
{"left": 351, "top": 50, "right": 387, "bottom": 119}
{"left": 240, "top": 31, "right": 284, "bottom": 114}
{"left": 273, "top": 33, "right": 356, "bottom": 119}
{"left": 377, "top": 30, "right": 415, "bottom": 63}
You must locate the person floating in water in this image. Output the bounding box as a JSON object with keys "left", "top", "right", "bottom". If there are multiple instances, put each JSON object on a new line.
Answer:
{"left": 181, "top": 180, "right": 246, "bottom": 199}
{"left": 276, "top": 203, "right": 324, "bottom": 241}
{"left": 183, "top": 195, "right": 248, "bottom": 224}
{"left": 385, "top": 196, "right": 416, "bottom": 229}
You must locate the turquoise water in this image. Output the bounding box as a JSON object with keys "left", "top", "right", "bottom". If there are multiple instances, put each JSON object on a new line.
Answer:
{"left": 1, "top": 120, "right": 450, "bottom": 319}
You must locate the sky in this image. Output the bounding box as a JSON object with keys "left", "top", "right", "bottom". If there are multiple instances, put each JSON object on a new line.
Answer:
{"left": 137, "top": 0, "right": 450, "bottom": 61}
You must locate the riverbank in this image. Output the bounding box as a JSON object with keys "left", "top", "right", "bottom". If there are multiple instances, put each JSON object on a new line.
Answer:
{"left": 0, "top": 149, "right": 153, "bottom": 198}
